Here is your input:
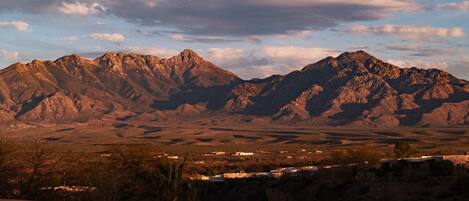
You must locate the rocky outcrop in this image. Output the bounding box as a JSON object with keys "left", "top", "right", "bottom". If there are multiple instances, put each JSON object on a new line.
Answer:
{"left": 0, "top": 50, "right": 467, "bottom": 127}
{"left": 0, "top": 49, "right": 239, "bottom": 124}
{"left": 226, "top": 51, "right": 468, "bottom": 126}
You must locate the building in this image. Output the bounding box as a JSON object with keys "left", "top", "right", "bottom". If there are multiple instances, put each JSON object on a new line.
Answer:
{"left": 223, "top": 172, "right": 250, "bottom": 179}
{"left": 212, "top": 151, "right": 226, "bottom": 155}
{"left": 234, "top": 152, "right": 254, "bottom": 156}
{"left": 167, "top": 156, "right": 178, "bottom": 160}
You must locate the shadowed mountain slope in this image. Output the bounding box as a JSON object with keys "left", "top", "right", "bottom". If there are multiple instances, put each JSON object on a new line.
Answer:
{"left": 0, "top": 50, "right": 467, "bottom": 126}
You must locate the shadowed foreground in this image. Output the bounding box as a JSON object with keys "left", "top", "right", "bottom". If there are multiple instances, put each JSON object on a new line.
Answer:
{"left": 1, "top": 138, "right": 469, "bottom": 201}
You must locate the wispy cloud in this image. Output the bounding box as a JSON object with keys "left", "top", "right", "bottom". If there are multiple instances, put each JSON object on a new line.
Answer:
{"left": 143, "top": 0, "right": 160, "bottom": 8}
{"left": 436, "top": 1, "right": 469, "bottom": 11}
{"left": 169, "top": 34, "right": 185, "bottom": 41}
{"left": 89, "top": 33, "right": 125, "bottom": 44}
{"left": 0, "top": 21, "right": 29, "bottom": 32}
{"left": 386, "top": 59, "right": 448, "bottom": 69}
{"left": 64, "top": 36, "right": 79, "bottom": 44}
{"left": 348, "top": 24, "right": 466, "bottom": 40}
{"left": 385, "top": 44, "right": 459, "bottom": 58}
{"left": 126, "top": 47, "right": 178, "bottom": 58}
{"left": 167, "top": 33, "right": 243, "bottom": 43}
{"left": 0, "top": 0, "right": 416, "bottom": 37}
{"left": 0, "top": 49, "right": 19, "bottom": 59}
{"left": 56, "top": 2, "right": 105, "bottom": 16}
{"left": 386, "top": 44, "right": 419, "bottom": 51}
{"left": 203, "top": 46, "right": 340, "bottom": 79}
{"left": 464, "top": 56, "right": 469, "bottom": 64}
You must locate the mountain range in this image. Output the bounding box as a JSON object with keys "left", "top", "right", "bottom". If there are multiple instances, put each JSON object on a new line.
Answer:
{"left": 0, "top": 49, "right": 467, "bottom": 127}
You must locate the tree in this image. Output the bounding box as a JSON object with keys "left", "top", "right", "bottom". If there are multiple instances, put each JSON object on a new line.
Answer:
{"left": 18, "top": 139, "right": 56, "bottom": 199}
{"left": 394, "top": 140, "right": 411, "bottom": 158}
{"left": 0, "top": 137, "right": 17, "bottom": 197}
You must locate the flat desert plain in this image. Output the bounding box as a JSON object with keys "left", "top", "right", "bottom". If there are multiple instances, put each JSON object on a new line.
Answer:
{"left": 1, "top": 119, "right": 468, "bottom": 155}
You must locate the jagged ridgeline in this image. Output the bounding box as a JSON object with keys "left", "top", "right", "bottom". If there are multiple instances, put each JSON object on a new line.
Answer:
{"left": 0, "top": 50, "right": 467, "bottom": 126}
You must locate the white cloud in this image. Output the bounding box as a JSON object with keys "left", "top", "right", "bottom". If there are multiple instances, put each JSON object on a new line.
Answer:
{"left": 127, "top": 47, "right": 178, "bottom": 58}
{"left": 236, "top": 65, "right": 284, "bottom": 79}
{"left": 64, "top": 36, "right": 79, "bottom": 44}
{"left": 386, "top": 59, "right": 448, "bottom": 69}
{"left": 272, "top": 30, "right": 313, "bottom": 40}
{"left": 169, "top": 34, "right": 185, "bottom": 41}
{"left": 258, "top": 46, "right": 340, "bottom": 65}
{"left": 56, "top": 2, "right": 104, "bottom": 16}
{"left": 463, "top": 56, "right": 469, "bottom": 64}
{"left": 203, "top": 46, "right": 340, "bottom": 79}
{"left": 0, "top": 50, "right": 19, "bottom": 59}
{"left": 143, "top": 0, "right": 159, "bottom": 8}
{"left": 0, "top": 21, "right": 29, "bottom": 32}
{"left": 205, "top": 48, "right": 245, "bottom": 65}
{"left": 89, "top": 33, "right": 125, "bottom": 43}
{"left": 436, "top": 1, "right": 469, "bottom": 10}
{"left": 249, "top": 0, "right": 421, "bottom": 11}
{"left": 348, "top": 24, "right": 466, "bottom": 39}
{"left": 386, "top": 44, "right": 419, "bottom": 51}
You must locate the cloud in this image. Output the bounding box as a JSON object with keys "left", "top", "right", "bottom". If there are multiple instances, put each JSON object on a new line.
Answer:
{"left": 386, "top": 44, "right": 419, "bottom": 51}
{"left": 169, "top": 34, "right": 185, "bottom": 41}
{"left": 464, "top": 56, "right": 469, "bottom": 64}
{"left": 271, "top": 30, "right": 313, "bottom": 40}
{"left": 89, "top": 33, "right": 125, "bottom": 43}
{"left": 436, "top": 1, "right": 469, "bottom": 10}
{"left": 386, "top": 59, "right": 449, "bottom": 69}
{"left": 248, "top": 0, "right": 421, "bottom": 12}
{"left": 408, "top": 48, "right": 456, "bottom": 57}
{"left": 112, "top": 0, "right": 421, "bottom": 36}
{"left": 167, "top": 33, "right": 243, "bottom": 43}
{"left": 0, "top": 21, "right": 29, "bottom": 31}
{"left": 143, "top": 0, "right": 160, "bottom": 8}
{"left": 0, "top": 50, "right": 19, "bottom": 59}
{"left": 56, "top": 2, "right": 104, "bottom": 16}
{"left": 77, "top": 46, "right": 178, "bottom": 59}
{"left": 348, "top": 24, "right": 466, "bottom": 39}
{"left": 385, "top": 44, "right": 458, "bottom": 58}
{"left": 258, "top": 46, "right": 340, "bottom": 65}
{"left": 203, "top": 46, "right": 340, "bottom": 79}
{"left": 348, "top": 46, "right": 369, "bottom": 51}
{"left": 64, "top": 36, "right": 79, "bottom": 44}
{"left": 0, "top": 0, "right": 421, "bottom": 37}
{"left": 126, "top": 47, "right": 178, "bottom": 58}
{"left": 446, "top": 57, "right": 469, "bottom": 80}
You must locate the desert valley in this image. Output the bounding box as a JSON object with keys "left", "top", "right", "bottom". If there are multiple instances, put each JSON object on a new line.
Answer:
{"left": 1, "top": 0, "right": 469, "bottom": 200}
{"left": 0, "top": 50, "right": 467, "bottom": 201}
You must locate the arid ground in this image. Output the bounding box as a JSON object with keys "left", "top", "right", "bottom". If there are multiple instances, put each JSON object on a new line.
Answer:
{"left": 2, "top": 119, "right": 468, "bottom": 155}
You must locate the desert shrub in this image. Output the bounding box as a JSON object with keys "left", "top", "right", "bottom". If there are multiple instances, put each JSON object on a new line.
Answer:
{"left": 393, "top": 140, "right": 412, "bottom": 158}
{"left": 330, "top": 146, "right": 381, "bottom": 168}
{"left": 430, "top": 160, "right": 454, "bottom": 177}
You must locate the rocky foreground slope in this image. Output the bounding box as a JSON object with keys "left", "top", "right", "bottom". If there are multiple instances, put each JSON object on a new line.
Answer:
{"left": 0, "top": 50, "right": 467, "bottom": 127}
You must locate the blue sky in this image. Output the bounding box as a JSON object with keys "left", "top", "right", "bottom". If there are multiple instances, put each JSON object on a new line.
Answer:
{"left": 0, "top": 0, "right": 468, "bottom": 79}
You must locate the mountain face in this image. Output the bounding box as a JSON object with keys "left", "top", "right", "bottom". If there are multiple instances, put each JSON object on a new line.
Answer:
{"left": 0, "top": 50, "right": 467, "bottom": 127}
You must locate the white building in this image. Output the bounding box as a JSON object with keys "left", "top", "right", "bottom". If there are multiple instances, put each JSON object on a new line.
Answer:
{"left": 234, "top": 152, "right": 254, "bottom": 156}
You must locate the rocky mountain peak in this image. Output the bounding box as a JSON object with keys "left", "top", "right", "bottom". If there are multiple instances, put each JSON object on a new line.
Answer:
{"left": 171, "top": 49, "right": 202, "bottom": 64}
{"left": 54, "top": 54, "right": 89, "bottom": 66}
{"left": 0, "top": 50, "right": 466, "bottom": 127}
{"left": 337, "top": 50, "right": 376, "bottom": 63}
